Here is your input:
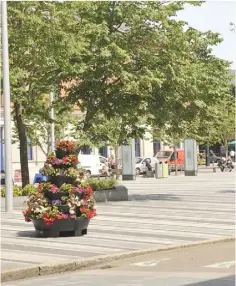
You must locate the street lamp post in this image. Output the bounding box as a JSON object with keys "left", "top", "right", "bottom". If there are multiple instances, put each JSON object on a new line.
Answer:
{"left": 50, "top": 92, "right": 55, "bottom": 153}
{"left": 1, "top": 0, "right": 13, "bottom": 212}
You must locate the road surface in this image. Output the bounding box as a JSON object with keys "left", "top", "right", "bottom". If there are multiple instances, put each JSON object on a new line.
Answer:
{"left": 2, "top": 241, "right": 235, "bottom": 285}
{"left": 1, "top": 171, "right": 235, "bottom": 274}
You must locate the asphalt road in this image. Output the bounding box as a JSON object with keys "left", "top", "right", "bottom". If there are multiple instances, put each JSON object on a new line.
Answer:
{"left": 2, "top": 241, "right": 235, "bottom": 286}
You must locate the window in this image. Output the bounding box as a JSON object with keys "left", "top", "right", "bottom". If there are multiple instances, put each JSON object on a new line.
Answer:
{"left": 81, "top": 146, "right": 91, "bottom": 154}
{"left": 156, "top": 151, "right": 172, "bottom": 158}
{"left": 99, "top": 145, "right": 108, "bottom": 157}
{"left": 153, "top": 140, "right": 161, "bottom": 156}
{"left": 28, "top": 140, "right": 33, "bottom": 160}
{"left": 99, "top": 157, "right": 107, "bottom": 164}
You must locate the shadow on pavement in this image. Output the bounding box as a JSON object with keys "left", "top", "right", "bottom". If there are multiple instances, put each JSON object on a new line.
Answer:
{"left": 129, "top": 193, "right": 181, "bottom": 201}
{"left": 17, "top": 230, "right": 38, "bottom": 238}
{"left": 185, "top": 275, "right": 235, "bottom": 286}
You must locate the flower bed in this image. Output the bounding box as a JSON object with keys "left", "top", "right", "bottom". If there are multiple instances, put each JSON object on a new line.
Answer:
{"left": 86, "top": 178, "right": 117, "bottom": 191}
{"left": 22, "top": 140, "right": 96, "bottom": 237}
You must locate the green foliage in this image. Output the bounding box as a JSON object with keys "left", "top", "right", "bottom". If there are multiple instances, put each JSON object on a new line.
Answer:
{"left": 13, "top": 185, "right": 23, "bottom": 197}
{"left": 1, "top": 188, "right": 6, "bottom": 197}
{"left": 1, "top": 185, "right": 24, "bottom": 197}
{"left": 7, "top": 1, "right": 234, "bottom": 162}
{"left": 22, "top": 184, "right": 37, "bottom": 196}
{"left": 86, "top": 178, "right": 117, "bottom": 191}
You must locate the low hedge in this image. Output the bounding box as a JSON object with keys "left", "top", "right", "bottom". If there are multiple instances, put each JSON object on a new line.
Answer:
{"left": 1, "top": 184, "right": 37, "bottom": 197}
{"left": 86, "top": 178, "right": 117, "bottom": 191}
{"left": 0, "top": 179, "right": 118, "bottom": 197}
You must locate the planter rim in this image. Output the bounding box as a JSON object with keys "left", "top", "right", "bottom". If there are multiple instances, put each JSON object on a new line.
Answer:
{"left": 94, "top": 188, "right": 114, "bottom": 192}
{"left": 33, "top": 217, "right": 88, "bottom": 222}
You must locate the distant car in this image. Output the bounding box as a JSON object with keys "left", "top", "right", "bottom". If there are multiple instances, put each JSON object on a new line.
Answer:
{"left": 209, "top": 153, "right": 221, "bottom": 164}
{"left": 199, "top": 150, "right": 222, "bottom": 164}
{"left": 135, "top": 157, "right": 158, "bottom": 175}
{"left": 78, "top": 155, "right": 102, "bottom": 176}
{"left": 135, "top": 157, "right": 143, "bottom": 166}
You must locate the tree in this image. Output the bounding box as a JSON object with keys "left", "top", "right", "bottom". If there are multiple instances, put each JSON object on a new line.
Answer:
{"left": 60, "top": 1, "right": 203, "bottom": 134}
{"left": 148, "top": 20, "right": 233, "bottom": 161}
{"left": 7, "top": 1, "right": 82, "bottom": 186}
{"left": 7, "top": 1, "right": 230, "bottom": 186}
{"left": 25, "top": 99, "right": 74, "bottom": 156}
{"left": 79, "top": 114, "right": 147, "bottom": 178}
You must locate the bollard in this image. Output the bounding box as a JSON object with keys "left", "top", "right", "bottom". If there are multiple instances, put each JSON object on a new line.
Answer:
{"left": 162, "top": 162, "right": 169, "bottom": 178}
{"left": 155, "top": 162, "right": 163, "bottom": 179}
{"left": 212, "top": 162, "right": 216, "bottom": 173}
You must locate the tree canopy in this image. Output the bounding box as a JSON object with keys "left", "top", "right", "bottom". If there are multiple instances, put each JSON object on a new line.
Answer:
{"left": 6, "top": 1, "right": 234, "bottom": 185}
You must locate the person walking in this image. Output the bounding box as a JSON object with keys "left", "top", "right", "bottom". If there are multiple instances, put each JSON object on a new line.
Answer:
{"left": 108, "top": 155, "right": 116, "bottom": 169}
{"left": 229, "top": 149, "right": 235, "bottom": 162}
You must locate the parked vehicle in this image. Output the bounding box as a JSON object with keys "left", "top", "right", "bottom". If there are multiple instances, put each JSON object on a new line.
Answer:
{"left": 155, "top": 149, "right": 184, "bottom": 171}
{"left": 209, "top": 152, "right": 221, "bottom": 164}
{"left": 199, "top": 149, "right": 222, "bottom": 164}
{"left": 135, "top": 157, "right": 158, "bottom": 175}
{"left": 78, "top": 155, "right": 103, "bottom": 177}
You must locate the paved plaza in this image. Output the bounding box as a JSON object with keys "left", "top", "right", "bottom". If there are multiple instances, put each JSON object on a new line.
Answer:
{"left": 1, "top": 171, "right": 235, "bottom": 278}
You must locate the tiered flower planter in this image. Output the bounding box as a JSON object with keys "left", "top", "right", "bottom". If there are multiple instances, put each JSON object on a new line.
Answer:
{"left": 47, "top": 175, "right": 76, "bottom": 187}
{"left": 33, "top": 218, "right": 90, "bottom": 238}
{"left": 22, "top": 140, "right": 96, "bottom": 238}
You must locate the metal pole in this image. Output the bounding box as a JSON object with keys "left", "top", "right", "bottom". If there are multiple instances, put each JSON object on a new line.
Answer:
{"left": 50, "top": 92, "right": 55, "bottom": 153}
{"left": 205, "top": 145, "right": 210, "bottom": 167}
{"left": 2, "top": 0, "right": 13, "bottom": 212}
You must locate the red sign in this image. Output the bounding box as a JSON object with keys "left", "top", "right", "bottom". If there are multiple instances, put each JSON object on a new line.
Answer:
{"left": 14, "top": 169, "right": 22, "bottom": 183}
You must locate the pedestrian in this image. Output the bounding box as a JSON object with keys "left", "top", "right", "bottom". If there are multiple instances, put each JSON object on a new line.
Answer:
{"left": 1, "top": 170, "right": 5, "bottom": 185}
{"left": 229, "top": 149, "right": 235, "bottom": 162}
{"left": 108, "top": 155, "right": 116, "bottom": 169}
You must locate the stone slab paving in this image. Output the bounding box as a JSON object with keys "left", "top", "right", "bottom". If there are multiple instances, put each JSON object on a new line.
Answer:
{"left": 1, "top": 171, "right": 235, "bottom": 273}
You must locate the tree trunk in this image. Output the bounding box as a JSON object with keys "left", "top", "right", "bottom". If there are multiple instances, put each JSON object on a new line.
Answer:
{"left": 114, "top": 146, "right": 119, "bottom": 179}
{"left": 14, "top": 102, "right": 30, "bottom": 187}
{"left": 174, "top": 145, "right": 178, "bottom": 176}
{"left": 223, "top": 139, "right": 228, "bottom": 158}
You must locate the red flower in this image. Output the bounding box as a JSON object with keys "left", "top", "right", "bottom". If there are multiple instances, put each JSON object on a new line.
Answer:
{"left": 55, "top": 214, "right": 63, "bottom": 220}
{"left": 86, "top": 209, "right": 96, "bottom": 219}
{"left": 85, "top": 187, "right": 93, "bottom": 197}
{"left": 80, "top": 206, "right": 86, "bottom": 213}
{"left": 62, "top": 156, "right": 68, "bottom": 164}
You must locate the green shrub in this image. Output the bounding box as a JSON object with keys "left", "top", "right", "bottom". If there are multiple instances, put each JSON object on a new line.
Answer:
{"left": 22, "top": 184, "right": 37, "bottom": 196}
{"left": 1, "top": 188, "right": 6, "bottom": 197}
{"left": 198, "top": 158, "right": 205, "bottom": 165}
{"left": 13, "top": 185, "right": 23, "bottom": 197}
{"left": 1, "top": 185, "right": 24, "bottom": 197}
{"left": 86, "top": 178, "right": 117, "bottom": 191}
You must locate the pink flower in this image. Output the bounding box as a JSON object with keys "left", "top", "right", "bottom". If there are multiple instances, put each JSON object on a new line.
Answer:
{"left": 62, "top": 214, "right": 69, "bottom": 219}
{"left": 50, "top": 185, "right": 60, "bottom": 193}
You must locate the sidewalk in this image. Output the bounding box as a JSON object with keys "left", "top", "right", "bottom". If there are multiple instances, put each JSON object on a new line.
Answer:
{"left": 1, "top": 171, "right": 235, "bottom": 281}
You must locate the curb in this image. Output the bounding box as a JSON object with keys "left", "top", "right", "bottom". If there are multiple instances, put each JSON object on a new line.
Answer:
{"left": 1, "top": 236, "right": 234, "bottom": 282}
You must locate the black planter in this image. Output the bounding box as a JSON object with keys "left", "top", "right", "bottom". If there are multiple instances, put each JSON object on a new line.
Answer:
{"left": 57, "top": 205, "right": 70, "bottom": 213}
{"left": 45, "top": 191, "right": 69, "bottom": 200}
{"left": 55, "top": 149, "right": 69, "bottom": 159}
{"left": 33, "top": 218, "right": 90, "bottom": 237}
{"left": 55, "top": 150, "right": 79, "bottom": 159}
{"left": 47, "top": 175, "right": 76, "bottom": 187}
{"left": 73, "top": 192, "right": 85, "bottom": 200}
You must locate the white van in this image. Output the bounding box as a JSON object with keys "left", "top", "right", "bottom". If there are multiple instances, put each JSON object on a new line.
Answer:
{"left": 78, "top": 155, "right": 104, "bottom": 176}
